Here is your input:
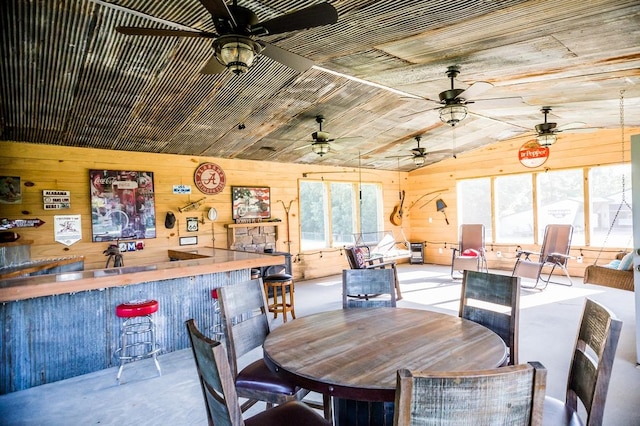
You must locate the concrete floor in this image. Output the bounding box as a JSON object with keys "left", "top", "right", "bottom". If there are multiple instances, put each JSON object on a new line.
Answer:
{"left": 1, "top": 263, "right": 638, "bottom": 425}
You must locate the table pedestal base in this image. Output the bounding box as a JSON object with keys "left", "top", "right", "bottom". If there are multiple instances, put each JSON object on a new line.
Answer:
{"left": 333, "top": 398, "right": 394, "bottom": 426}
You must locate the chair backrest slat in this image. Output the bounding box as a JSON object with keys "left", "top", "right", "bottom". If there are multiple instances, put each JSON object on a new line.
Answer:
{"left": 462, "top": 305, "right": 512, "bottom": 344}
{"left": 460, "top": 270, "right": 520, "bottom": 365}
{"left": 342, "top": 269, "right": 396, "bottom": 308}
{"left": 217, "top": 279, "right": 271, "bottom": 378}
{"left": 394, "top": 362, "right": 547, "bottom": 426}
{"left": 186, "top": 319, "right": 244, "bottom": 426}
{"left": 566, "top": 298, "right": 622, "bottom": 425}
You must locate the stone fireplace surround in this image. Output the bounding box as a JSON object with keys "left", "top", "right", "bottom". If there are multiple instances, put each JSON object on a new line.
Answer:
{"left": 226, "top": 223, "right": 279, "bottom": 252}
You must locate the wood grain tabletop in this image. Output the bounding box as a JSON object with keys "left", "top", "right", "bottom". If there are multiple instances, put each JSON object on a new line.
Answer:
{"left": 263, "top": 307, "right": 508, "bottom": 401}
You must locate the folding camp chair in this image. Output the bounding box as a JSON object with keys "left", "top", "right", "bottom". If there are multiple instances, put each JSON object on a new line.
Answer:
{"left": 451, "top": 224, "right": 488, "bottom": 279}
{"left": 512, "top": 224, "right": 573, "bottom": 290}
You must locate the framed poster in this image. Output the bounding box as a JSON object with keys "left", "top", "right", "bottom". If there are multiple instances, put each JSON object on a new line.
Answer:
{"left": 232, "top": 186, "right": 271, "bottom": 220}
{"left": 89, "top": 170, "right": 156, "bottom": 242}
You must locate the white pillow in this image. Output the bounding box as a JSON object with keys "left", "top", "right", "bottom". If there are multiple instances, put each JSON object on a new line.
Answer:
{"left": 617, "top": 252, "right": 634, "bottom": 271}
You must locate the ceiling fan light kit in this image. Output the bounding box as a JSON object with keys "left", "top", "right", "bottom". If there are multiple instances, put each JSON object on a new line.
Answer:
{"left": 311, "top": 141, "right": 331, "bottom": 156}
{"left": 536, "top": 133, "right": 557, "bottom": 147}
{"left": 535, "top": 106, "right": 558, "bottom": 147}
{"left": 413, "top": 155, "right": 426, "bottom": 167}
{"left": 213, "top": 35, "right": 261, "bottom": 75}
{"left": 439, "top": 104, "right": 468, "bottom": 126}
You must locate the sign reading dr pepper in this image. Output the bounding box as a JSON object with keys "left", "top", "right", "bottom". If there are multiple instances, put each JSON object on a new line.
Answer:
{"left": 518, "top": 141, "right": 549, "bottom": 168}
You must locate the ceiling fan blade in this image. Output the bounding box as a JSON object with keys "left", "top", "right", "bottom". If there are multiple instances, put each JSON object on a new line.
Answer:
{"left": 458, "top": 81, "right": 493, "bottom": 101}
{"left": 560, "top": 127, "right": 601, "bottom": 134}
{"left": 294, "top": 143, "right": 313, "bottom": 151}
{"left": 471, "top": 96, "right": 529, "bottom": 109}
{"left": 200, "top": 55, "right": 227, "bottom": 74}
{"left": 557, "top": 122, "right": 602, "bottom": 133}
{"left": 255, "top": 3, "right": 338, "bottom": 36}
{"left": 199, "top": 0, "right": 237, "bottom": 33}
{"left": 428, "top": 149, "right": 455, "bottom": 156}
{"left": 116, "top": 27, "right": 214, "bottom": 37}
{"left": 261, "top": 42, "right": 314, "bottom": 73}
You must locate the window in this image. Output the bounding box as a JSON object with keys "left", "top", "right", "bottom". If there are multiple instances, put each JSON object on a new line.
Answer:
{"left": 458, "top": 163, "right": 630, "bottom": 248}
{"left": 495, "top": 174, "right": 534, "bottom": 243}
{"left": 457, "top": 178, "right": 491, "bottom": 237}
{"left": 300, "top": 180, "right": 382, "bottom": 251}
{"left": 589, "top": 164, "right": 632, "bottom": 247}
{"left": 536, "top": 169, "right": 585, "bottom": 245}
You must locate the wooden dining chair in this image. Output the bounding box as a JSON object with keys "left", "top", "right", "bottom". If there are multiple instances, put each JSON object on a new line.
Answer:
{"left": 217, "top": 278, "right": 332, "bottom": 419}
{"left": 543, "top": 298, "right": 622, "bottom": 426}
{"left": 185, "top": 319, "right": 331, "bottom": 426}
{"left": 394, "top": 362, "right": 547, "bottom": 426}
{"left": 344, "top": 245, "right": 402, "bottom": 300}
{"left": 342, "top": 268, "right": 396, "bottom": 308}
{"left": 460, "top": 270, "right": 520, "bottom": 365}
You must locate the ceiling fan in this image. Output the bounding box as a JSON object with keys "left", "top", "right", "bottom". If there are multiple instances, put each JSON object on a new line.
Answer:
{"left": 529, "top": 106, "right": 599, "bottom": 147}
{"left": 387, "top": 136, "right": 453, "bottom": 168}
{"left": 116, "top": 0, "right": 338, "bottom": 75}
{"left": 407, "top": 65, "right": 527, "bottom": 127}
{"left": 295, "top": 115, "right": 361, "bottom": 156}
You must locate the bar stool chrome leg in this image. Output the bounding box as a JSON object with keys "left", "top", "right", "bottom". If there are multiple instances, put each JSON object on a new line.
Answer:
{"left": 115, "top": 299, "right": 162, "bottom": 384}
{"left": 210, "top": 289, "right": 225, "bottom": 340}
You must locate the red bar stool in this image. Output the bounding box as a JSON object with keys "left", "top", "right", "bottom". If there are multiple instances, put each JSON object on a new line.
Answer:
{"left": 210, "top": 289, "right": 225, "bottom": 340}
{"left": 115, "top": 299, "right": 162, "bottom": 383}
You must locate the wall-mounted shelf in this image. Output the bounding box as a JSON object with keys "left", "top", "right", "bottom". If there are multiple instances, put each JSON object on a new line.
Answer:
{"left": 225, "top": 222, "right": 281, "bottom": 229}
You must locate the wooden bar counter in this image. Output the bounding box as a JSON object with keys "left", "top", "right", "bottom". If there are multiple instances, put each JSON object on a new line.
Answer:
{"left": 0, "top": 248, "right": 283, "bottom": 394}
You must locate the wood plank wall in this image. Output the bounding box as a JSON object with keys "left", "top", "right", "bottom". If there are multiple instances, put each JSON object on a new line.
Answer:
{"left": 406, "top": 128, "right": 640, "bottom": 277}
{"left": 2, "top": 128, "right": 637, "bottom": 280}
{"left": 0, "top": 141, "right": 405, "bottom": 278}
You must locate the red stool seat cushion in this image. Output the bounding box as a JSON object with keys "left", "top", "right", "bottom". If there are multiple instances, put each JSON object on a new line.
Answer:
{"left": 116, "top": 299, "right": 159, "bottom": 317}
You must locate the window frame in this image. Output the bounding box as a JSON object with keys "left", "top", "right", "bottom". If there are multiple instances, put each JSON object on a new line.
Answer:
{"left": 457, "top": 163, "right": 630, "bottom": 248}
{"left": 299, "top": 179, "right": 383, "bottom": 251}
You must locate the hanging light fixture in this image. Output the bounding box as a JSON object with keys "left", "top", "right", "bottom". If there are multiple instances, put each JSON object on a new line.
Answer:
{"left": 311, "top": 141, "right": 330, "bottom": 156}
{"left": 439, "top": 103, "right": 468, "bottom": 126}
{"left": 213, "top": 35, "right": 262, "bottom": 75}
{"left": 413, "top": 155, "right": 426, "bottom": 167}
{"left": 535, "top": 107, "right": 558, "bottom": 147}
{"left": 536, "top": 132, "right": 557, "bottom": 147}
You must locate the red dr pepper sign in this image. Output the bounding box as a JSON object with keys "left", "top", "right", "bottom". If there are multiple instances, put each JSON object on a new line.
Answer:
{"left": 518, "top": 141, "right": 549, "bottom": 168}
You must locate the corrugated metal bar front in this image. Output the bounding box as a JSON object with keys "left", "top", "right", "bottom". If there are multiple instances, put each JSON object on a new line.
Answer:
{"left": 0, "top": 268, "right": 249, "bottom": 394}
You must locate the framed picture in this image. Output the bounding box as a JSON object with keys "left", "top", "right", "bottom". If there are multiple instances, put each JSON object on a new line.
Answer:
{"left": 186, "top": 217, "right": 199, "bottom": 232}
{"left": 89, "top": 170, "right": 156, "bottom": 242}
{"left": 232, "top": 186, "right": 271, "bottom": 220}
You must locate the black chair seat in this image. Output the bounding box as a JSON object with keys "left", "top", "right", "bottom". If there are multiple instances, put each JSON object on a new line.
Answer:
{"left": 245, "top": 401, "right": 331, "bottom": 426}
{"left": 264, "top": 273, "right": 293, "bottom": 282}
{"left": 236, "top": 359, "right": 300, "bottom": 395}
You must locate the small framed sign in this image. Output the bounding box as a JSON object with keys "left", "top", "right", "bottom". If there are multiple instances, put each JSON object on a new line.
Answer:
{"left": 179, "top": 236, "right": 198, "bottom": 246}
{"left": 186, "top": 217, "right": 199, "bottom": 232}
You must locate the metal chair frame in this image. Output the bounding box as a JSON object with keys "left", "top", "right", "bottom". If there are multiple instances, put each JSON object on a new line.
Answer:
{"left": 512, "top": 224, "right": 574, "bottom": 290}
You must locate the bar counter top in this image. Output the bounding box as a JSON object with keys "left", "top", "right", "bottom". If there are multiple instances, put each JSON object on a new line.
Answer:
{"left": 0, "top": 248, "right": 283, "bottom": 302}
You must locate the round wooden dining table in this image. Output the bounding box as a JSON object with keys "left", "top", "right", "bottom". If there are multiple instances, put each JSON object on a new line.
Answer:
{"left": 263, "top": 307, "right": 508, "bottom": 425}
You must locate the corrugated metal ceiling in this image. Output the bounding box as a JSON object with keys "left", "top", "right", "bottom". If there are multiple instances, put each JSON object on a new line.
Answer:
{"left": 1, "top": 0, "right": 639, "bottom": 171}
